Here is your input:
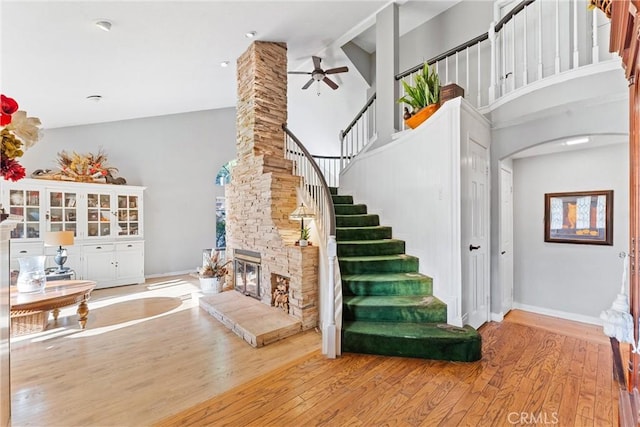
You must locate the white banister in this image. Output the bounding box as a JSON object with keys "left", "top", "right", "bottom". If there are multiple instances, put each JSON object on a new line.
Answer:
{"left": 324, "top": 235, "right": 338, "bottom": 358}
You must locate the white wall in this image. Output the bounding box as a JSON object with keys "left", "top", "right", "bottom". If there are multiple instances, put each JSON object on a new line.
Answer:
{"left": 512, "top": 143, "right": 628, "bottom": 321}
{"left": 19, "top": 108, "right": 237, "bottom": 276}
{"left": 340, "top": 98, "right": 490, "bottom": 326}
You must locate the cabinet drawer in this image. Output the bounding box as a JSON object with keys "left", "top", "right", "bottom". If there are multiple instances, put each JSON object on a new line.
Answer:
{"left": 10, "top": 241, "right": 44, "bottom": 258}
{"left": 115, "top": 242, "right": 144, "bottom": 252}
{"left": 83, "top": 243, "right": 115, "bottom": 253}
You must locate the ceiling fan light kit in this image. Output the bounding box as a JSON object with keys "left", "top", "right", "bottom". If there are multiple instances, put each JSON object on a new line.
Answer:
{"left": 288, "top": 56, "right": 348, "bottom": 93}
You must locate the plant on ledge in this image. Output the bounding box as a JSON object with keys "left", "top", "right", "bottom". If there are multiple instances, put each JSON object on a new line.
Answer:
{"left": 198, "top": 250, "right": 231, "bottom": 279}
{"left": 397, "top": 63, "right": 441, "bottom": 129}
{"left": 1, "top": 94, "right": 42, "bottom": 182}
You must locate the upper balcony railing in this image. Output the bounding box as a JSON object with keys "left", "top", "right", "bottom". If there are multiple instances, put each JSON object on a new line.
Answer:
{"left": 341, "top": 0, "right": 613, "bottom": 166}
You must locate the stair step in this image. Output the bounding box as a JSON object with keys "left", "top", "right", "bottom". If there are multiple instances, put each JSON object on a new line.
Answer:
{"left": 329, "top": 187, "right": 338, "bottom": 195}
{"left": 339, "top": 254, "right": 418, "bottom": 275}
{"left": 334, "top": 204, "right": 367, "bottom": 215}
{"left": 337, "top": 239, "right": 405, "bottom": 257}
{"left": 342, "top": 321, "right": 482, "bottom": 362}
{"left": 336, "top": 214, "right": 379, "bottom": 227}
{"left": 343, "top": 295, "right": 446, "bottom": 322}
{"left": 342, "top": 272, "right": 433, "bottom": 296}
{"left": 332, "top": 195, "right": 353, "bottom": 205}
{"left": 336, "top": 226, "right": 392, "bottom": 241}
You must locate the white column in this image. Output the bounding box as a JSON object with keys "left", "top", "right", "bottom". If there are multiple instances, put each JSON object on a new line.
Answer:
{"left": 373, "top": 3, "right": 399, "bottom": 149}
{"left": 555, "top": 0, "right": 560, "bottom": 74}
{"left": 572, "top": 0, "right": 579, "bottom": 68}
{"left": 323, "top": 235, "right": 337, "bottom": 358}
{"left": 592, "top": 9, "right": 600, "bottom": 64}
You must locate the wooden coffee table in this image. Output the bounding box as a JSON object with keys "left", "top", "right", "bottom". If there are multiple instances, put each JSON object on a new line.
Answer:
{"left": 10, "top": 280, "right": 96, "bottom": 336}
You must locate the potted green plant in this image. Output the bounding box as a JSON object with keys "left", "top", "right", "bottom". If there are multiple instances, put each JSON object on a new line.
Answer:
{"left": 397, "top": 63, "right": 441, "bottom": 129}
{"left": 198, "top": 250, "right": 231, "bottom": 293}
{"left": 299, "top": 226, "right": 311, "bottom": 247}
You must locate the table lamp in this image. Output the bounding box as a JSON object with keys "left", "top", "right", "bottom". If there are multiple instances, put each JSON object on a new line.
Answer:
{"left": 44, "top": 230, "right": 75, "bottom": 273}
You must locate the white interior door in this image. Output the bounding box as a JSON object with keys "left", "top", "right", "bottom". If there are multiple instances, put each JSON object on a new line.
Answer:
{"left": 500, "top": 165, "right": 514, "bottom": 316}
{"left": 463, "top": 138, "right": 490, "bottom": 329}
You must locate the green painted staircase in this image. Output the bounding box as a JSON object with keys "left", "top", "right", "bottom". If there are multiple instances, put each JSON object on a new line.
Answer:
{"left": 330, "top": 187, "right": 481, "bottom": 362}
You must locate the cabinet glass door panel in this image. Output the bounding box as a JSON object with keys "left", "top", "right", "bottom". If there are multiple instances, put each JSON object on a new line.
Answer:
{"left": 9, "top": 189, "right": 41, "bottom": 239}
{"left": 117, "top": 194, "right": 140, "bottom": 236}
{"left": 48, "top": 190, "right": 77, "bottom": 236}
{"left": 87, "top": 193, "right": 112, "bottom": 237}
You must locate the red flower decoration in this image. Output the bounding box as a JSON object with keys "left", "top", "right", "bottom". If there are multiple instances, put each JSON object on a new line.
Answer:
{"left": 1, "top": 95, "right": 19, "bottom": 126}
{"left": 0, "top": 157, "right": 26, "bottom": 182}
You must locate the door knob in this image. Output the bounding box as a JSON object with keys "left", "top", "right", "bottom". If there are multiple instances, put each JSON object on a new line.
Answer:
{"left": 469, "top": 244, "right": 481, "bottom": 251}
{"left": 501, "top": 251, "right": 506, "bottom": 255}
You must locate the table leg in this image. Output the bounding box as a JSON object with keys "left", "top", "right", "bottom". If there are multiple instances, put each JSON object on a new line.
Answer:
{"left": 52, "top": 308, "right": 60, "bottom": 322}
{"left": 77, "top": 299, "right": 89, "bottom": 329}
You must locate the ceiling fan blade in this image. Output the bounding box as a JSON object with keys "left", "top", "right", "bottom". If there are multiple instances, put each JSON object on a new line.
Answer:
{"left": 312, "top": 56, "right": 322, "bottom": 70}
{"left": 288, "top": 71, "right": 312, "bottom": 75}
{"left": 325, "top": 66, "right": 349, "bottom": 75}
{"left": 323, "top": 76, "right": 338, "bottom": 90}
{"left": 302, "top": 78, "right": 315, "bottom": 90}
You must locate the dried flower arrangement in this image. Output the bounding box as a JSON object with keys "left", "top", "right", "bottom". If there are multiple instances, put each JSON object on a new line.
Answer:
{"left": 198, "top": 250, "right": 231, "bottom": 279}
{"left": 56, "top": 149, "right": 119, "bottom": 182}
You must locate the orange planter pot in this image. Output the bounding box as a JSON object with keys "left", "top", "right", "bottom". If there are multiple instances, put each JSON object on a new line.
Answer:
{"left": 404, "top": 103, "right": 440, "bottom": 129}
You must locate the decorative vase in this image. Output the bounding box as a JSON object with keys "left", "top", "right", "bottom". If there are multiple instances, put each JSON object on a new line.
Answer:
{"left": 405, "top": 103, "right": 440, "bottom": 129}
{"left": 199, "top": 277, "right": 221, "bottom": 294}
{"left": 16, "top": 255, "right": 47, "bottom": 293}
{"left": 299, "top": 239, "right": 308, "bottom": 247}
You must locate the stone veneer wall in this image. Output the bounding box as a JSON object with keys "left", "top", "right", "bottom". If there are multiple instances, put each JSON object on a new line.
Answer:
{"left": 226, "top": 41, "right": 319, "bottom": 331}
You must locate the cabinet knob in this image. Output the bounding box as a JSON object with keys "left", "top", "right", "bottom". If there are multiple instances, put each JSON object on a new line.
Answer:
{"left": 19, "top": 250, "right": 27, "bottom": 254}
{"left": 96, "top": 246, "right": 102, "bottom": 250}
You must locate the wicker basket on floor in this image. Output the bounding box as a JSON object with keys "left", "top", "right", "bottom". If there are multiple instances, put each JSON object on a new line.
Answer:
{"left": 10, "top": 309, "right": 50, "bottom": 336}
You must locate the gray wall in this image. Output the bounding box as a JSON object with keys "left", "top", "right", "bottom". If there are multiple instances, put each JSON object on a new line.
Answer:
{"left": 20, "top": 108, "right": 237, "bottom": 276}
{"left": 513, "top": 143, "right": 628, "bottom": 319}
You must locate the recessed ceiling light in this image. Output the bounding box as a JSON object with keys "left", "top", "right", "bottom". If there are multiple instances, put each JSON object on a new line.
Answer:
{"left": 245, "top": 31, "right": 257, "bottom": 39}
{"left": 220, "top": 61, "right": 230, "bottom": 68}
{"left": 86, "top": 95, "right": 102, "bottom": 102}
{"left": 565, "top": 137, "right": 589, "bottom": 146}
{"left": 95, "top": 20, "right": 112, "bottom": 32}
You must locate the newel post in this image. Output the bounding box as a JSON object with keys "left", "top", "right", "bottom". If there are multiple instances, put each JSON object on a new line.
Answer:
{"left": 323, "top": 235, "right": 338, "bottom": 359}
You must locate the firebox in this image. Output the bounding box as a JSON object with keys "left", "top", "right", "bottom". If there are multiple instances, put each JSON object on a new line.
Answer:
{"left": 234, "top": 249, "right": 261, "bottom": 299}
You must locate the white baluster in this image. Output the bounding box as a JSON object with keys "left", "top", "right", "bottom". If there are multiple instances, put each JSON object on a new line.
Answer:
{"left": 555, "top": 0, "right": 560, "bottom": 74}
{"left": 573, "top": 0, "right": 579, "bottom": 68}
{"left": 455, "top": 51, "right": 459, "bottom": 85}
{"left": 477, "top": 41, "right": 482, "bottom": 107}
{"left": 592, "top": 8, "right": 599, "bottom": 64}
{"left": 538, "top": 0, "right": 543, "bottom": 80}
{"left": 465, "top": 46, "right": 470, "bottom": 103}
{"left": 445, "top": 57, "right": 449, "bottom": 84}
{"left": 510, "top": 17, "right": 515, "bottom": 92}
{"left": 523, "top": 4, "right": 528, "bottom": 86}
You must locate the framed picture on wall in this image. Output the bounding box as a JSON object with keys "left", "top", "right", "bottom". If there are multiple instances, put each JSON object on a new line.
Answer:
{"left": 544, "top": 190, "right": 613, "bottom": 245}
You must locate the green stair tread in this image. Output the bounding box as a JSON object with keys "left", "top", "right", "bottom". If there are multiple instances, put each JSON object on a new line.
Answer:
{"left": 336, "top": 226, "right": 393, "bottom": 241}
{"left": 329, "top": 187, "right": 338, "bottom": 195}
{"left": 343, "top": 295, "right": 445, "bottom": 308}
{"left": 334, "top": 204, "right": 367, "bottom": 215}
{"left": 337, "top": 239, "right": 405, "bottom": 257}
{"left": 341, "top": 321, "right": 482, "bottom": 362}
{"left": 341, "top": 272, "right": 433, "bottom": 296}
{"left": 342, "top": 321, "right": 479, "bottom": 341}
{"left": 339, "top": 254, "right": 419, "bottom": 274}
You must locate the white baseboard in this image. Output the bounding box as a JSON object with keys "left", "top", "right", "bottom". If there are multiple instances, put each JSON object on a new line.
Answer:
{"left": 513, "top": 302, "right": 602, "bottom": 326}
{"left": 145, "top": 270, "right": 194, "bottom": 280}
{"left": 490, "top": 312, "right": 504, "bottom": 322}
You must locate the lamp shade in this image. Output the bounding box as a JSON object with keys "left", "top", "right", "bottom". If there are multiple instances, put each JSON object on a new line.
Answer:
{"left": 44, "top": 230, "right": 74, "bottom": 247}
{"left": 289, "top": 204, "right": 315, "bottom": 220}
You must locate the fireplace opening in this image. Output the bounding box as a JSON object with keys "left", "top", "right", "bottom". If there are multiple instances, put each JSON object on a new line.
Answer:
{"left": 234, "top": 249, "right": 261, "bottom": 299}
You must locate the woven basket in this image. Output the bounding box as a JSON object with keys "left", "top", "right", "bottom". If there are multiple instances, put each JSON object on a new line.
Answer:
{"left": 10, "top": 310, "right": 50, "bottom": 336}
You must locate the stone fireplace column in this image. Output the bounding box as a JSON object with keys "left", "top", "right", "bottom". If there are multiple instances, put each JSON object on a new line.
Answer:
{"left": 226, "top": 41, "right": 319, "bottom": 331}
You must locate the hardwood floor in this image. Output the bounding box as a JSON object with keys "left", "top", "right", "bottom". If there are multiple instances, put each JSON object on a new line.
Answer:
{"left": 157, "top": 310, "right": 617, "bottom": 427}
{"left": 10, "top": 276, "right": 617, "bottom": 426}
{"left": 9, "top": 275, "right": 321, "bottom": 426}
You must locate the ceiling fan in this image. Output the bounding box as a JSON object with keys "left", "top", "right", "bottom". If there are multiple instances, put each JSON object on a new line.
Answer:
{"left": 288, "top": 56, "right": 349, "bottom": 91}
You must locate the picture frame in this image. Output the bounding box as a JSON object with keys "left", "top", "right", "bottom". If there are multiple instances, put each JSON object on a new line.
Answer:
{"left": 544, "top": 190, "right": 613, "bottom": 245}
